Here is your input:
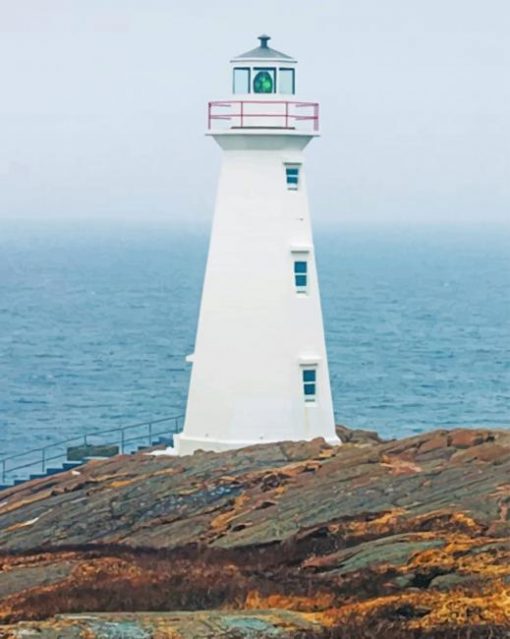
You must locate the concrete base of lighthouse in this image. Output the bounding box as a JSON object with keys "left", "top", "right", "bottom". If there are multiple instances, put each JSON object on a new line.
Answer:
{"left": 173, "top": 432, "right": 341, "bottom": 456}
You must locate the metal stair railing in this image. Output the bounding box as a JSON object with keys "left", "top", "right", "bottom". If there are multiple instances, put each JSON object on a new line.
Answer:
{"left": 1, "top": 414, "right": 184, "bottom": 485}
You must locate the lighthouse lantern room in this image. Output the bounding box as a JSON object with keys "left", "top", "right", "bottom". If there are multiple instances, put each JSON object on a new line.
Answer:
{"left": 231, "top": 34, "right": 296, "bottom": 96}
{"left": 174, "top": 36, "right": 340, "bottom": 455}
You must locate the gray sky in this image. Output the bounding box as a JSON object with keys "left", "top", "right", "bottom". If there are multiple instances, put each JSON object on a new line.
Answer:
{"left": 0, "top": 0, "right": 508, "bottom": 228}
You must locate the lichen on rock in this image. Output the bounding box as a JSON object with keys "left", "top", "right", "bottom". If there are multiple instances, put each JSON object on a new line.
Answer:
{"left": 1, "top": 426, "right": 510, "bottom": 637}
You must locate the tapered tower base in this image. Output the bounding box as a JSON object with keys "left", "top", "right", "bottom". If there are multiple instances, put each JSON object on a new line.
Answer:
{"left": 174, "top": 433, "right": 340, "bottom": 455}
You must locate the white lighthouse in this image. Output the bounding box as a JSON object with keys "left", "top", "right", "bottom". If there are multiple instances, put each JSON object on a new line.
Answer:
{"left": 174, "top": 35, "right": 340, "bottom": 454}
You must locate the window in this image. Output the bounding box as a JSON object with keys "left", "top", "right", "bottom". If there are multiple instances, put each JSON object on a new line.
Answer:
{"left": 294, "top": 260, "right": 308, "bottom": 293}
{"left": 285, "top": 165, "right": 300, "bottom": 190}
{"left": 253, "top": 68, "right": 275, "bottom": 94}
{"left": 279, "top": 68, "right": 295, "bottom": 95}
{"left": 302, "top": 367, "right": 317, "bottom": 403}
{"left": 233, "top": 68, "right": 250, "bottom": 94}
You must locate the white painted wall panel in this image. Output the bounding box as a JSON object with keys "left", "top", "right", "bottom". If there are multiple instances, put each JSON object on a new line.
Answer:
{"left": 175, "top": 132, "right": 339, "bottom": 454}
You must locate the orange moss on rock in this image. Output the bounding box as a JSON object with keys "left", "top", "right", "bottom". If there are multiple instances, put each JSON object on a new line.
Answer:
{"left": 1, "top": 427, "right": 510, "bottom": 636}
{"left": 244, "top": 590, "right": 336, "bottom": 613}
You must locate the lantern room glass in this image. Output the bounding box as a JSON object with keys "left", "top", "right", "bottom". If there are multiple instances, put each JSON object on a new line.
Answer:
{"left": 233, "top": 68, "right": 250, "bottom": 94}
{"left": 278, "top": 68, "right": 295, "bottom": 95}
{"left": 253, "top": 69, "right": 275, "bottom": 94}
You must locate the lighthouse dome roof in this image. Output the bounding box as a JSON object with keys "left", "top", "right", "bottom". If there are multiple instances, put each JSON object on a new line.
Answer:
{"left": 232, "top": 35, "right": 296, "bottom": 62}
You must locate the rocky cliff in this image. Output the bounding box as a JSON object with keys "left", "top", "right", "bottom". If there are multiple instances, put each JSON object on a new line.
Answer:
{"left": 1, "top": 426, "right": 510, "bottom": 638}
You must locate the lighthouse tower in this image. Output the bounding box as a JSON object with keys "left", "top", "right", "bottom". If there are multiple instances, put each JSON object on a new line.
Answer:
{"left": 174, "top": 35, "right": 340, "bottom": 454}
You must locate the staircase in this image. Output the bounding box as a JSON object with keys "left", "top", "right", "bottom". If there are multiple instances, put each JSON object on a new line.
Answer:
{"left": 0, "top": 416, "right": 183, "bottom": 492}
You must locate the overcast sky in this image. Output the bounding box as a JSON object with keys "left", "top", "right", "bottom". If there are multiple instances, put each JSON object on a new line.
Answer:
{"left": 0, "top": 0, "right": 508, "bottom": 228}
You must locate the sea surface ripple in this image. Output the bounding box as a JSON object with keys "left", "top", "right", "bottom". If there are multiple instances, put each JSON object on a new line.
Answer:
{"left": 0, "top": 224, "right": 508, "bottom": 460}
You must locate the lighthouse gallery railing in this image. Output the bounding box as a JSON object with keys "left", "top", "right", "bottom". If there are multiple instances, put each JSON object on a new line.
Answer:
{"left": 208, "top": 100, "right": 320, "bottom": 132}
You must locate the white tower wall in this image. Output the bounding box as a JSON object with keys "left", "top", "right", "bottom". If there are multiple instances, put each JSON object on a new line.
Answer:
{"left": 175, "top": 132, "right": 338, "bottom": 454}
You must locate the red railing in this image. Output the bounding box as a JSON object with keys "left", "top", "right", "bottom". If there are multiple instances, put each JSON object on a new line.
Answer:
{"left": 208, "top": 100, "right": 320, "bottom": 132}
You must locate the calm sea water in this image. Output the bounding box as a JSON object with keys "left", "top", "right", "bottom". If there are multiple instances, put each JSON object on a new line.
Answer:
{"left": 0, "top": 224, "right": 509, "bottom": 460}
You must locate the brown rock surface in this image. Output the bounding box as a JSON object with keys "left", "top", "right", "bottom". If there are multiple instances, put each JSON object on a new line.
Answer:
{"left": 1, "top": 427, "right": 510, "bottom": 638}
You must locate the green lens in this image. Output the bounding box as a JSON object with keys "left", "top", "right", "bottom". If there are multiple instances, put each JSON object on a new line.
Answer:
{"left": 253, "top": 71, "right": 273, "bottom": 94}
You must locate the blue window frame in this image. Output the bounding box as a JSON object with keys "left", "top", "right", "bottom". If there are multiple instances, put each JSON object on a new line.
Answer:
{"left": 302, "top": 367, "right": 317, "bottom": 402}
{"left": 294, "top": 260, "right": 308, "bottom": 293}
{"left": 285, "top": 164, "right": 300, "bottom": 190}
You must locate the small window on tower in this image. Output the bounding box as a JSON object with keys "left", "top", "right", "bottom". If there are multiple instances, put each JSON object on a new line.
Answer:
{"left": 233, "top": 68, "right": 250, "bottom": 94}
{"left": 285, "top": 164, "right": 300, "bottom": 190}
{"left": 302, "top": 367, "right": 317, "bottom": 403}
{"left": 294, "top": 260, "right": 308, "bottom": 293}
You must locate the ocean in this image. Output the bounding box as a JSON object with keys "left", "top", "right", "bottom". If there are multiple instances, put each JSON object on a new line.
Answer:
{"left": 0, "top": 224, "right": 509, "bottom": 463}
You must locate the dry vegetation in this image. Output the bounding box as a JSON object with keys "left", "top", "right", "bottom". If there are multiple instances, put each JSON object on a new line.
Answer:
{"left": 1, "top": 427, "right": 510, "bottom": 637}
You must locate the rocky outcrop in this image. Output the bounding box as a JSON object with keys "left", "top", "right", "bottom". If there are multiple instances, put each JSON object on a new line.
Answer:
{"left": 0, "top": 611, "right": 322, "bottom": 638}
{"left": 1, "top": 427, "right": 510, "bottom": 637}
